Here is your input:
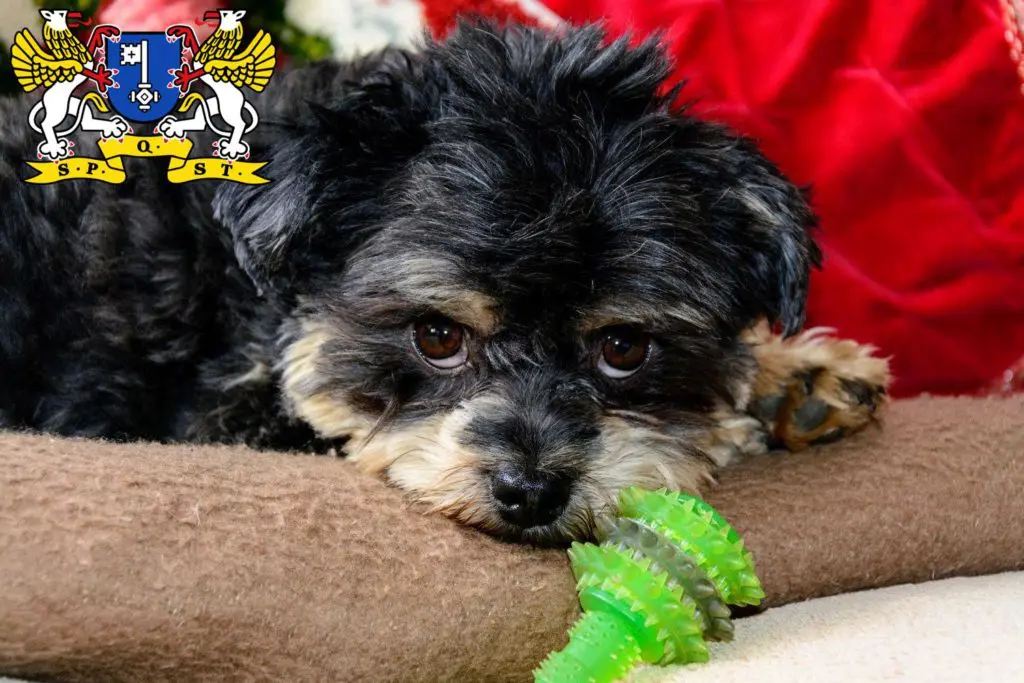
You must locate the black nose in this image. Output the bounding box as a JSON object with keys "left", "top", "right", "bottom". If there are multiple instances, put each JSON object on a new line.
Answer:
{"left": 490, "top": 469, "right": 572, "bottom": 529}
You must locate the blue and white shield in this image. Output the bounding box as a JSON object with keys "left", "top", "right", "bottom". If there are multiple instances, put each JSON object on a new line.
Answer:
{"left": 106, "top": 33, "right": 183, "bottom": 123}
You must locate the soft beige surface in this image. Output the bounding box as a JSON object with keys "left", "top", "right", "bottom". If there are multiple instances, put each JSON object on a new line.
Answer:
{"left": 635, "top": 572, "right": 1024, "bottom": 683}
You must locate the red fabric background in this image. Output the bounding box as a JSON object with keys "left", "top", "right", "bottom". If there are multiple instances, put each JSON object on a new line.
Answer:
{"left": 429, "top": 0, "right": 1024, "bottom": 397}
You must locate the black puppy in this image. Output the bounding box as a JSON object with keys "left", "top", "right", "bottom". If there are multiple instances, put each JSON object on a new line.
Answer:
{"left": 0, "top": 21, "right": 889, "bottom": 542}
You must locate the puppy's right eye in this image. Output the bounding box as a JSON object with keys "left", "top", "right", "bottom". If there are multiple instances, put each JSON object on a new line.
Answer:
{"left": 597, "top": 325, "right": 651, "bottom": 379}
{"left": 413, "top": 316, "right": 469, "bottom": 370}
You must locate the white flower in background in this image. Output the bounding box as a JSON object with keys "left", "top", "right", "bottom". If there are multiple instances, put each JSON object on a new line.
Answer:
{"left": 286, "top": 0, "right": 427, "bottom": 60}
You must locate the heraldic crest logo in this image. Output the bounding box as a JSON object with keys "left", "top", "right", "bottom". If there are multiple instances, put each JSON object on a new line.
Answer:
{"left": 9, "top": 8, "right": 276, "bottom": 185}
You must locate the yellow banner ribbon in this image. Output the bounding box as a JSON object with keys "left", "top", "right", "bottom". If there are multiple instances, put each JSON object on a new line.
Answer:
{"left": 25, "top": 135, "right": 269, "bottom": 185}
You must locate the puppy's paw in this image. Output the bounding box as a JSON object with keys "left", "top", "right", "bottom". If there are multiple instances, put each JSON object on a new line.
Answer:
{"left": 746, "top": 324, "right": 891, "bottom": 451}
{"left": 704, "top": 411, "right": 769, "bottom": 467}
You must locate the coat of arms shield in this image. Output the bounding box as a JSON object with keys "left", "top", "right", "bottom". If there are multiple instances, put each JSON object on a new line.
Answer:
{"left": 105, "top": 33, "right": 182, "bottom": 122}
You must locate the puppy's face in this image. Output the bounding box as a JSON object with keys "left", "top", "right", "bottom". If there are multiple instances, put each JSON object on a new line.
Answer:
{"left": 217, "top": 23, "right": 819, "bottom": 543}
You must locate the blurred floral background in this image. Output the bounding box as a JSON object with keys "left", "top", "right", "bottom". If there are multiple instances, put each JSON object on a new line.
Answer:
{"left": 1, "top": 0, "right": 429, "bottom": 95}
{"left": 0, "top": 0, "right": 559, "bottom": 90}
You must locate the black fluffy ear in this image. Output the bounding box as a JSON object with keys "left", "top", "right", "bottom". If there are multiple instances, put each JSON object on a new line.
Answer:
{"left": 213, "top": 134, "right": 318, "bottom": 292}
{"left": 722, "top": 141, "right": 822, "bottom": 337}
{"left": 669, "top": 116, "right": 821, "bottom": 337}
{"left": 212, "top": 58, "right": 435, "bottom": 293}
{"left": 746, "top": 181, "right": 822, "bottom": 337}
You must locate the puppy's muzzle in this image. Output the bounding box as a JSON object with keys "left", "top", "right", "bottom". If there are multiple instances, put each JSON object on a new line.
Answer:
{"left": 462, "top": 370, "right": 598, "bottom": 531}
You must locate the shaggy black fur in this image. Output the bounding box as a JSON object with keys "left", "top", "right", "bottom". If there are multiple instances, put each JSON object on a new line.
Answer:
{"left": 0, "top": 21, "right": 820, "bottom": 539}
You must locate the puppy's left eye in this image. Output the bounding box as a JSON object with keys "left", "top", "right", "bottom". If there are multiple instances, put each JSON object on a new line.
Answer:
{"left": 597, "top": 325, "right": 651, "bottom": 378}
{"left": 413, "top": 316, "right": 469, "bottom": 369}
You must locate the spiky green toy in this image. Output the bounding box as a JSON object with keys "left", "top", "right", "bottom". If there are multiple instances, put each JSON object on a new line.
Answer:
{"left": 534, "top": 488, "right": 765, "bottom": 683}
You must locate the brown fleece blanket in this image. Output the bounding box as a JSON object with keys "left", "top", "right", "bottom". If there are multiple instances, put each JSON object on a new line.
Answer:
{"left": 1, "top": 395, "right": 1022, "bottom": 682}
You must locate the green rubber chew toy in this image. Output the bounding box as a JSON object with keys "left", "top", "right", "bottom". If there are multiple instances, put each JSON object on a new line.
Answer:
{"left": 534, "top": 487, "right": 765, "bottom": 683}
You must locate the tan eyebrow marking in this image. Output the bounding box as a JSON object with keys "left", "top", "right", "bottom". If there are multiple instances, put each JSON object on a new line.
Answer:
{"left": 580, "top": 301, "right": 714, "bottom": 334}
{"left": 434, "top": 291, "right": 499, "bottom": 336}
{"left": 379, "top": 255, "right": 500, "bottom": 335}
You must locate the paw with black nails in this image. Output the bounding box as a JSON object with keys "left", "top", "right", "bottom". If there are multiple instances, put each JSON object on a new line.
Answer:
{"left": 746, "top": 327, "right": 891, "bottom": 451}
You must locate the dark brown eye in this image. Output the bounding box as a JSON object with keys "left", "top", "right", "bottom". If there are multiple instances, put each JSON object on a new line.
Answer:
{"left": 598, "top": 326, "right": 651, "bottom": 378}
{"left": 413, "top": 316, "right": 469, "bottom": 369}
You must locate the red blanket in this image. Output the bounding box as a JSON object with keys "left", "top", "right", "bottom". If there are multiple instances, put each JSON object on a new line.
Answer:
{"left": 429, "top": 0, "right": 1024, "bottom": 397}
